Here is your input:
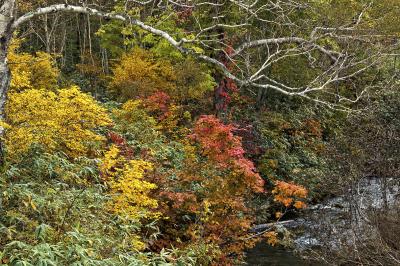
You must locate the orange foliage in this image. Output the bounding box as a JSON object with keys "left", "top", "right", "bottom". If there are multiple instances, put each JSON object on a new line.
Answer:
{"left": 150, "top": 115, "right": 265, "bottom": 262}
{"left": 264, "top": 231, "right": 278, "bottom": 246}
{"left": 272, "top": 181, "right": 308, "bottom": 209}
{"left": 303, "top": 119, "right": 323, "bottom": 138}
{"left": 143, "top": 91, "right": 171, "bottom": 121}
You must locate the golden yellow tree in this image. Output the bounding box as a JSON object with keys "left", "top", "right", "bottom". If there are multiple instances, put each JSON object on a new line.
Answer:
{"left": 100, "top": 145, "right": 158, "bottom": 220}
{"left": 109, "top": 47, "right": 176, "bottom": 99}
{"left": 4, "top": 86, "right": 111, "bottom": 161}
{"left": 8, "top": 39, "right": 59, "bottom": 92}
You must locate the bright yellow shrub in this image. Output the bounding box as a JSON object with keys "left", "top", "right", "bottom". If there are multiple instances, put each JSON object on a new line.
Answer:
{"left": 100, "top": 145, "right": 158, "bottom": 221}
{"left": 109, "top": 48, "right": 215, "bottom": 101}
{"left": 8, "top": 39, "right": 59, "bottom": 91}
{"left": 109, "top": 47, "right": 176, "bottom": 99}
{"left": 4, "top": 86, "right": 111, "bottom": 160}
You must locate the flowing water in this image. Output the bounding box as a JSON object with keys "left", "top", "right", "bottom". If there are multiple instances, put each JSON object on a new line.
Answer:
{"left": 245, "top": 242, "right": 313, "bottom": 266}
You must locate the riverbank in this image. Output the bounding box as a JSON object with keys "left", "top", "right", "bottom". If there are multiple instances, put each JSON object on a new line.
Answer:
{"left": 245, "top": 176, "right": 400, "bottom": 265}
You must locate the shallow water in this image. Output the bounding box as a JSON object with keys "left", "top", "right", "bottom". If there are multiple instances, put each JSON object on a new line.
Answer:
{"left": 245, "top": 242, "right": 314, "bottom": 266}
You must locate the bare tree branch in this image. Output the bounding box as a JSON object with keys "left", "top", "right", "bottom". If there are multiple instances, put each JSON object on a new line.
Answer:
{"left": 7, "top": 1, "right": 393, "bottom": 111}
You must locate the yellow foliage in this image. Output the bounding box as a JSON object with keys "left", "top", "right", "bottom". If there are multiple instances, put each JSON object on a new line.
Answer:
{"left": 4, "top": 86, "right": 111, "bottom": 160}
{"left": 199, "top": 200, "right": 212, "bottom": 223}
{"left": 100, "top": 145, "right": 121, "bottom": 178}
{"left": 130, "top": 235, "right": 147, "bottom": 251}
{"left": 100, "top": 145, "right": 158, "bottom": 221}
{"left": 109, "top": 47, "right": 176, "bottom": 99}
{"left": 8, "top": 39, "right": 59, "bottom": 92}
{"left": 109, "top": 48, "right": 215, "bottom": 101}
{"left": 157, "top": 104, "right": 191, "bottom": 139}
{"left": 114, "top": 100, "right": 158, "bottom": 129}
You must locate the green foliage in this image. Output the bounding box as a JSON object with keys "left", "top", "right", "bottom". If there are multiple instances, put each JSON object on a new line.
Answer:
{"left": 96, "top": 20, "right": 130, "bottom": 58}
{"left": 0, "top": 146, "right": 204, "bottom": 265}
{"left": 174, "top": 58, "right": 216, "bottom": 101}
{"left": 111, "top": 100, "right": 187, "bottom": 165}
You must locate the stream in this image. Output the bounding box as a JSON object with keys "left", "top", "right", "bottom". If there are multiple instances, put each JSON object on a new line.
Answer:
{"left": 244, "top": 176, "right": 400, "bottom": 265}
{"left": 245, "top": 242, "right": 314, "bottom": 266}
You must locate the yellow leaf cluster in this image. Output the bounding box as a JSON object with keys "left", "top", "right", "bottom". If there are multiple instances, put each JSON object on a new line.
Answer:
{"left": 5, "top": 86, "right": 112, "bottom": 160}
{"left": 109, "top": 47, "right": 176, "bottom": 100}
{"left": 109, "top": 48, "right": 215, "bottom": 101}
{"left": 8, "top": 39, "right": 59, "bottom": 92}
{"left": 114, "top": 100, "right": 158, "bottom": 129}
{"left": 100, "top": 145, "right": 158, "bottom": 221}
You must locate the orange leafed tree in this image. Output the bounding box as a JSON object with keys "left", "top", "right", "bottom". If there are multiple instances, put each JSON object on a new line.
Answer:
{"left": 152, "top": 115, "right": 265, "bottom": 262}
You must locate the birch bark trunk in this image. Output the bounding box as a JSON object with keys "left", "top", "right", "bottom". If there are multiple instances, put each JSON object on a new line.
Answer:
{"left": 0, "top": 0, "right": 15, "bottom": 163}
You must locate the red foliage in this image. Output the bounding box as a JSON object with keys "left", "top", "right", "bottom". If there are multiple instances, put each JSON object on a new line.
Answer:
{"left": 191, "top": 115, "right": 239, "bottom": 165}
{"left": 142, "top": 91, "right": 172, "bottom": 121}
{"left": 147, "top": 115, "right": 265, "bottom": 262}
{"left": 176, "top": 8, "right": 193, "bottom": 23}
{"left": 108, "top": 131, "right": 125, "bottom": 146}
{"left": 214, "top": 44, "right": 239, "bottom": 111}
{"left": 191, "top": 115, "right": 264, "bottom": 192}
{"left": 215, "top": 78, "right": 238, "bottom": 110}
{"left": 159, "top": 191, "right": 197, "bottom": 210}
{"left": 107, "top": 131, "right": 134, "bottom": 159}
{"left": 234, "top": 125, "right": 264, "bottom": 156}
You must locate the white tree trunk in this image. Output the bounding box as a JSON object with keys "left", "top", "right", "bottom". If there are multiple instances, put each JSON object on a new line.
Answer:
{"left": 0, "top": 46, "right": 10, "bottom": 125}
{"left": 0, "top": 50, "right": 10, "bottom": 163}
{"left": 0, "top": 0, "right": 15, "bottom": 161}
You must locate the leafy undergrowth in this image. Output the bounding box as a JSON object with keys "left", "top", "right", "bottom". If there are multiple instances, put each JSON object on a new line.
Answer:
{"left": 0, "top": 39, "right": 332, "bottom": 265}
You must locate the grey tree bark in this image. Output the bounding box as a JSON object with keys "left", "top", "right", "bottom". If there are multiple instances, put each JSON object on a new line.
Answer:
{"left": 0, "top": 0, "right": 15, "bottom": 162}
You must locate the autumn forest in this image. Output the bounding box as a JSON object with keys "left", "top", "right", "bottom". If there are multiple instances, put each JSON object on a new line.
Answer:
{"left": 0, "top": 0, "right": 400, "bottom": 265}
